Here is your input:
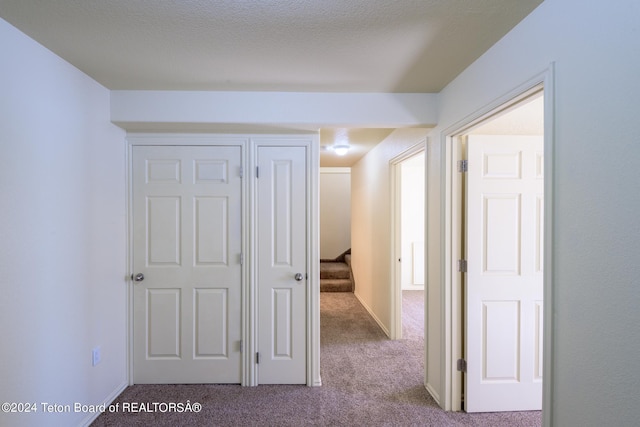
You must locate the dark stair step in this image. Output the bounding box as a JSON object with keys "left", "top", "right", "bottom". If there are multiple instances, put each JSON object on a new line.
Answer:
{"left": 320, "top": 262, "right": 350, "bottom": 280}
{"left": 320, "top": 279, "right": 353, "bottom": 292}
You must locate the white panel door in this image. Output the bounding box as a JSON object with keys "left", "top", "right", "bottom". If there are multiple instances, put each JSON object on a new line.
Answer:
{"left": 257, "top": 146, "right": 307, "bottom": 384}
{"left": 465, "top": 135, "right": 543, "bottom": 412}
{"left": 132, "top": 145, "right": 242, "bottom": 383}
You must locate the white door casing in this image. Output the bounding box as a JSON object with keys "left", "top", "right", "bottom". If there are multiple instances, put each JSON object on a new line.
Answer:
{"left": 132, "top": 145, "right": 242, "bottom": 383}
{"left": 256, "top": 145, "right": 308, "bottom": 384}
{"left": 389, "top": 141, "right": 426, "bottom": 340}
{"left": 465, "top": 135, "right": 544, "bottom": 412}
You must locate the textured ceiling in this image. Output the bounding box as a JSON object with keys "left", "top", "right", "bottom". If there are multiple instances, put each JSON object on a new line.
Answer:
{"left": 0, "top": 0, "right": 543, "bottom": 93}
{"left": 0, "top": 0, "right": 543, "bottom": 166}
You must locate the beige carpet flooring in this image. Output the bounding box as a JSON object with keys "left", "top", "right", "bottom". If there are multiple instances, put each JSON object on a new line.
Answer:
{"left": 92, "top": 291, "right": 541, "bottom": 426}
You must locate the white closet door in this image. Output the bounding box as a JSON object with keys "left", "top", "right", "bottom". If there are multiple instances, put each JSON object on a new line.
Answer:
{"left": 257, "top": 146, "right": 307, "bottom": 384}
{"left": 132, "top": 145, "right": 242, "bottom": 383}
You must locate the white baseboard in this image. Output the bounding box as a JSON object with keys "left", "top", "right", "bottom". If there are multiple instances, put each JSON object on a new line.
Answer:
{"left": 354, "top": 291, "right": 390, "bottom": 338}
{"left": 402, "top": 285, "right": 425, "bottom": 291}
{"left": 426, "top": 382, "right": 441, "bottom": 407}
{"left": 79, "top": 380, "right": 128, "bottom": 427}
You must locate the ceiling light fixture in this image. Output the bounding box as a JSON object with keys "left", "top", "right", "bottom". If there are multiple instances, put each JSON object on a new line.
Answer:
{"left": 333, "top": 143, "right": 350, "bottom": 156}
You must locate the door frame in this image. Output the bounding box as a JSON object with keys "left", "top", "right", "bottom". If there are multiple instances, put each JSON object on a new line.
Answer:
{"left": 125, "top": 133, "right": 320, "bottom": 387}
{"left": 439, "top": 65, "right": 555, "bottom": 418}
{"left": 390, "top": 140, "right": 426, "bottom": 340}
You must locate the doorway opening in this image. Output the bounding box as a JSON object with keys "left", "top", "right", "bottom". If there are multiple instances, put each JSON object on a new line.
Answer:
{"left": 390, "top": 141, "right": 426, "bottom": 340}
{"left": 441, "top": 73, "right": 554, "bottom": 415}
{"left": 463, "top": 92, "right": 544, "bottom": 412}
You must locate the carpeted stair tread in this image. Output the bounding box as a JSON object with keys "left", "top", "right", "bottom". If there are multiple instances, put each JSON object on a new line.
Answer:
{"left": 320, "top": 262, "right": 351, "bottom": 280}
{"left": 320, "top": 259, "right": 354, "bottom": 292}
{"left": 320, "top": 279, "right": 353, "bottom": 292}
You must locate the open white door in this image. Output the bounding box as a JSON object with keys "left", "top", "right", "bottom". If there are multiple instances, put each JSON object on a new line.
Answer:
{"left": 256, "top": 146, "right": 307, "bottom": 384}
{"left": 465, "top": 135, "right": 544, "bottom": 412}
{"left": 132, "top": 145, "right": 242, "bottom": 383}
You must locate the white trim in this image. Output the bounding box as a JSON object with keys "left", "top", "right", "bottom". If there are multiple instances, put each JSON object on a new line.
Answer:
{"left": 354, "top": 291, "right": 391, "bottom": 337}
{"left": 125, "top": 133, "right": 250, "bottom": 146}
{"left": 240, "top": 142, "right": 251, "bottom": 386}
{"left": 389, "top": 140, "right": 426, "bottom": 340}
{"left": 426, "top": 382, "right": 442, "bottom": 407}
{"left": 125, "top": 140, "right": 134, "bottom": 386}
{"left": 402, "top": 285, "right": 425, "bottom": 291}
{"left": 440, "top": 133, "right": 464, "bottom": 411}
{"left": 423, "top": 139, "right": 432, "bottom": 395}
{"left": 310, "top": 139, "right": 322, "bottom": 387}
{"left": 126, "top": 135, "right": 249, "bottom": 385}
{"left": 542, "top": 63, "right": 556, "bottom": 427}
{"left": 79, "top": 380, "right": 128, "bottom": 427}
{"left": 248, "top": 140, "right": 259, "bottom": 386}
{"left": 390, "top": 159, "right": 401, "bottom": 340}
{"left": 439, "top": 65, "right": 555, "bottom": 412}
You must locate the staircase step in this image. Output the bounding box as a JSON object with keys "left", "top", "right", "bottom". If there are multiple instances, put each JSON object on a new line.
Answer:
{"left": 320, "top": 279, "right": 352, "bottom": 292}
{"left": 320, "top": 262, "right": 350, "bottom": 280}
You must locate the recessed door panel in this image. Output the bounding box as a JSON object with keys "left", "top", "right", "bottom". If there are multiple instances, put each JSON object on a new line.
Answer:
{"left": 194, "top": 288, "right": 228, "bottom": 358}
{"left": 147, "top": 196, "right": 181, "bottom": 266}
{"left": 194, "top": 159, "right": 227, "bottom": 183}
{"left": 535, "top": 152, "right": 544, "bottom": 179}
{"left": 272, "top": 288, "right": 293, "bottom": 358}
{"left": 147, "top": 288, "right": 181, "bottom": 358}
{"left": 194, "top": 197, "right": 228, "bottom": 265}
{"left": 146, "top": 159, "right": 181, "bottom": 183}
{"left": 482, "top": 301, "right": 520, "bottom": 382}
{"left": 535, "top": 301, "right": 544, "bottom": 381}
{"left": 272, "top": 160, "right": 294, "bottom": 266}
{"left": 483, "top": 194, "right": 520, "bottom": 275}
{"left": 482, "top": 151, "right": 521, "bottom": 179}
{"left": 536, "top": 195, "right": 544, "bottom": 274}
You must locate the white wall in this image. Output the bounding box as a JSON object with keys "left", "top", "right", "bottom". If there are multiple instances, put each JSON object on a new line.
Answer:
{"left": 351, "top": 128, "right": 427, "bottom": 333}
{"left": 426, "top": 0, "right": 640, "bottom": 424}
{"left": 111, "top": 91, "right": 438, "bottom": 131}
{"left": 401, "top": 153, "right": 425, "bottom": 289}
{"left": 320, "top": 168, "right": 351, "bottom": 259}
{"left": 0, "top": 19, "right": 127, "bottom": 427}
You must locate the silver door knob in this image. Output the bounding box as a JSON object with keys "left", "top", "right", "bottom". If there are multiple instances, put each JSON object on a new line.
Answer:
{"left": 133, "top": 273, "right": 145, "bottom": 282}
{"left": 294, "top": 273, "right": 304, "bottom": 281}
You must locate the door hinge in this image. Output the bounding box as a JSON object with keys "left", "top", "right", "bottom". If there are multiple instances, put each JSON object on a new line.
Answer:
{"left": 457, "top": 358, "right": 467, "bottom": 373}
{"left": 240, "top": 253, "right": 244, "bottom": 265}
{"left": 239, "top": 341, "right": 243, "bottom": 353}
{"left": 239, "top": 166, "right": 243, "bottom": 178}
{"left": 458, "top": 259, "right": 467, "bottom": 273}
{"left": 256, "top": 352, "right": 261, "bottom": 364}
{"left": 256, "top": 166, "right": 259, "bottom": 178}
{"left": 457, "top": 160, "right": 468, "bottom": 173}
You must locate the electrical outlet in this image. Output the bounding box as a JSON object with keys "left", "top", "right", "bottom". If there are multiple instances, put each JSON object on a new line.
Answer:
{"left": 92, "top": 346, "right": 101, "bottom": 367}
